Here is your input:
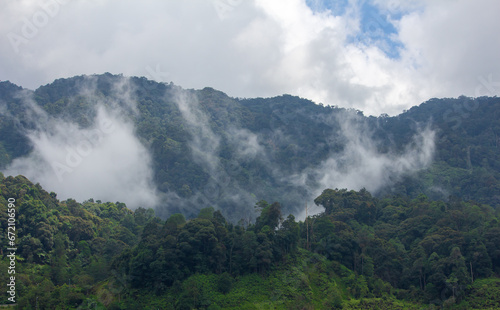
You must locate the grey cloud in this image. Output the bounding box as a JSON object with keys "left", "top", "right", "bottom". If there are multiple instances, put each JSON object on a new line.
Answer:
{"left": 1, "top": 1, "right": 498, "bottom": 116}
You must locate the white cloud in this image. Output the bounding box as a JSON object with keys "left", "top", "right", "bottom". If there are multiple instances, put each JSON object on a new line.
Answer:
{"left": 397, "top": 0, "right": 500, "bottom": 98}
{"left": 291, "top": 114, "right": 435, "bottom": 212}
{"left": 3, "top": 88, "right": 160, "bottom": 209}
{"left": 0, "top": 0, "right": 499, "bottom": 116}
{"left": 172, "top": 90, "right": 221, "bottom": 172}
{"left": 291, "top": 112, "right": 436, "bottom": 220}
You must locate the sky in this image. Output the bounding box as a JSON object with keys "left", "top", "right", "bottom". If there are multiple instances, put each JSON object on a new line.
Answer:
{"left": 1, "top": 0, "right": 500, "bottom": 116}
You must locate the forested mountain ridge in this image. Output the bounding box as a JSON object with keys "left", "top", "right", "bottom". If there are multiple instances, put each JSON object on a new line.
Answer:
{"left": 1, "top": 74, "right": 499, "bottom": 221}
{"left": 1, "top": 74, "right": 500, "bottom": 308}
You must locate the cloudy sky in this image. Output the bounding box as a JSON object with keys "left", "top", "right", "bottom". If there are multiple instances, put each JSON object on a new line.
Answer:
{"left": 1, "top": 0, "right": 499, "bottom": 115}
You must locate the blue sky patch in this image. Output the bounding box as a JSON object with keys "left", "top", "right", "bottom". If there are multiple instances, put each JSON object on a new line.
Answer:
{"left": 356, "top": 1, "right": 403, "bottom": 58}
{"left": 306, "top": 0, "right": 404, "bottom": 59}
{"left": 305, "top": 0, "right": 350, "bottom": 16}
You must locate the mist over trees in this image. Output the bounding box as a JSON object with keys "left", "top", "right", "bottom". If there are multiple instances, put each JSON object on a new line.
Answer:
{"left": 1, "top": 74, "right": 500, "bottom": 308}
{"left": 1, "top": 74, "right": 499, "bottom": 223}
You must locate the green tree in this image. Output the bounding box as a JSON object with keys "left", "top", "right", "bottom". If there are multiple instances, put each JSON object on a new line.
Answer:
{"left": 277, "top": 214, "right": 299, "bottom": 255}
{"left": 447, "top": 246, "right": 470, "bottom": 300}
{"left": 255, "top": 201, "right": 282, "bottom": 232}
{"left": 198, "top": 206, "right": 215, "bottom": 220}
{"left": 217, "top": 272, "right": 233, "bottom": 294}
{"left": 51, "top": 232, "right": 68, "bottom": 285}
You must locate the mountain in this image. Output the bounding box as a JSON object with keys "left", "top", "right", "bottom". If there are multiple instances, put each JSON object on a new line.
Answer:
{"left": 1, "top": 73, "right": 499, "bottom": 222}
{"left": 1, "top": 75, "right": 500, "bottom": 308}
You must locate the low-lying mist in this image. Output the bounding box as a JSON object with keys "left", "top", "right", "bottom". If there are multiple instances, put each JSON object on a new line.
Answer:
{"left": 302, "top": 116, "right": 434, "bottom": 192}
{"left": 166, "top": 90, "right": 436, "bottom": 221}
{"left": 292, "top": 115, "right": 435, "bottom": 218}
{"left": 1, "top": 76, "right": 437, "bottom": 223}
{"left": 3, "top": 80, "right": 160, "bottom": 209}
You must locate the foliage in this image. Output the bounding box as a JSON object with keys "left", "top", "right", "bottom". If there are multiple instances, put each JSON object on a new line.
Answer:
{"left": 2, "top": 75, "right": 500, "bottom": 308}
{"left": 0, "top": 174, "right": 149, "bottom": 307}
{"left": 2, "top": 173, "right": 499, "bottom": 308}
{"left": 1, "top": 76, "right": 500, "bottom": 221}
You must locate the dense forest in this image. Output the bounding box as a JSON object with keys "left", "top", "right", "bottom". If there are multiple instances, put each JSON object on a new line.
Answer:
{"left": 1, "top": 74, "right": 500, "bottom": 308}
{"left": 1, "top": 174, "right": 500, "bottom": 309}
{"left": 1, "top": 74, "right": 499, "bottom": 221}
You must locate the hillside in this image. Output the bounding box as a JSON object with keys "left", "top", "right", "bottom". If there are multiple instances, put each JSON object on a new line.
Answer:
{"left": 1, "top": 173, "right": 499, "bottom": 309}
{"left": 1, "top": 74, "right": 499, "bottom": 222}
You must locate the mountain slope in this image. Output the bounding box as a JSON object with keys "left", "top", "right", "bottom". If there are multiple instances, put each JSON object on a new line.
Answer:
{"left": 0, "top": 74, "right": 499, "bottom": 221}
{"left": 2, "top": 174, "right": 499, "bottom": 309}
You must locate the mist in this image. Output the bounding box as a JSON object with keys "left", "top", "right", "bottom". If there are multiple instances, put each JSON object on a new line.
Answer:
{"left": 1, "top": 77, "right": 437, "bottom": 222}
{"left": 318, "top": 116, "right": 434, "bottom": 193}
{"left": 292, "top": 113, "right": 436, "bottom": 219}
{"left": 173, "top": 90, "right": 220, "bottom": 172}
{"left": 3, "top": 81, "right": 160, "bottom": 209}
{"left": 168, "top": 92, "right": 436, "bottom": 221}
{"left": 164, "top": 90, "right": 260, "bottom": 221}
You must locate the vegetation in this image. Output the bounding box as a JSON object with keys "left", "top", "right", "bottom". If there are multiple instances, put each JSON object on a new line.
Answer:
{"left": 1, "top": 174, "right": 499, "bottom": 308}
{"left": 0, "top": 174, "right": 152, "bottom": 308}
{"left": 1, "top": 75, "right": 499, "bottom": 221}
{"left": 1, "top": 74, "right": 500, "bottom": 308}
